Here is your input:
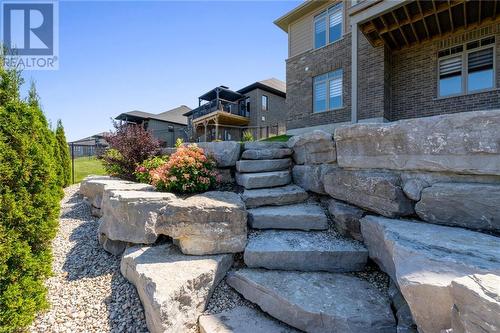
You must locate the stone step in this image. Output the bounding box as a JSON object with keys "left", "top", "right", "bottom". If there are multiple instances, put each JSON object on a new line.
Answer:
{"left": 226, "top": 269, "right": 396, "bottom": 333}
{"left": 236, "top": 171, "right": 291, "bottom": 189}
{"left": 242, "top": 185, "right": 308, "bottom": 208}
{"left": 121, "top": 244, "right": 233, "bottom": 333}
{"left": 248, "top": 203, "right": 328, "bottom": 230}
{"left": 244, "top": 141, "right": 288, "bottom": 150}
{"left": 244, "top": 230, "right": 367, "bottom": 272}
{"left": 236, "top": 158, "right": 291, "bottom": 173}
{"left": 199, "top": 305, "right": 300, "bottom": 333}
{"left": 241, "top": 148, "right": 292, "bottom": 160}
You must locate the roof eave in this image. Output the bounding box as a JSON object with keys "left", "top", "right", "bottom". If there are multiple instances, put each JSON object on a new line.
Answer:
{"left": 274, "top": 0, "right": 329, "bottom": 33}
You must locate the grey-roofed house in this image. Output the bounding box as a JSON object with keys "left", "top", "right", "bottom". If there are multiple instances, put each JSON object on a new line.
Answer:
{"left": 115, "top": 105, "right": 190, "bottom": 147}
{"left": 69, "top": 132, "right": 109, "bottom": 157}
{"left": 184, "top": 78, "right": 286, "bottom": 142}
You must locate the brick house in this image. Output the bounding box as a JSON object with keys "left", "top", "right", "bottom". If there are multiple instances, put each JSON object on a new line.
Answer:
{"left": 184, "top": 78, "right": 287, "bottom": 142}
{"left": 115, "top": 105, "right": 190, "bottom": 147}
{"left": 275, "top": 0, "right": 500, "bottom": 135}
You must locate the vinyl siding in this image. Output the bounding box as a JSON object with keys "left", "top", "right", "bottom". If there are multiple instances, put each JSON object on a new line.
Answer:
{"left": 290, "top": 15, "right": 313, "bottom": 58}
{"left": 288, "top": 1, "right": 351, "bottom": 59}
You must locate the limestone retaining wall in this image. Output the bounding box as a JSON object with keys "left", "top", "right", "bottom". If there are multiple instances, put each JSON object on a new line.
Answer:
{"left": 290, "top": 110, "right": 500, "bottom": 234}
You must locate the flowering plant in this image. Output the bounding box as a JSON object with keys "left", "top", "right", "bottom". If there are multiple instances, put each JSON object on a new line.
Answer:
{"left": 134, "top": 156, "right": 168, "bottom": 184}
{"left": 149, "top": 145, "right": 219, "bottom": 193}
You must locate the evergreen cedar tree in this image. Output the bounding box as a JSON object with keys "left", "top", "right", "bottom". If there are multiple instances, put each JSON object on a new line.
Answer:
{"left": 55, "top": 119, "right": 72, "bottom": 187}
{"left": 0, "top": 62, "right": 67, "bottom": 332}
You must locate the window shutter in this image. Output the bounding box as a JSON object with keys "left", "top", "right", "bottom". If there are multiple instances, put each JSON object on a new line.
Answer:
{"left": 329, "top": 77, "right": 342, "bottom": 97}
{"left": 315, "top": 81, "right": 327, "bottom": 100}
{"left": 329, "top": 10, "right": 342, "bottom": 28}
{"left": 468, "top": 48, "right": 493, "bottom": 72}
{"left": 439, "top": 56, "right": 462, "bottom": 78}
{"left": 315, "top": 17, "right": 326, "bottom": 34}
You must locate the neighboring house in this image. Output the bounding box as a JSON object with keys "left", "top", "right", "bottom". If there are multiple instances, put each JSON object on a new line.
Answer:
{"left": 184, "top": 78, "right": 286, "bottom": 142}
{"left": 275, "top": 0, "right": 500, "bottom": 135}
{"left": 115, "top": 105, "right": 190, "bottom": 147}
{"left": 69, "top": 133, "right": 109, "bottom": 157}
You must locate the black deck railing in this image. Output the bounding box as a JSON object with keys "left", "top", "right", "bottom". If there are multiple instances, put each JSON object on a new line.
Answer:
{"left": 191, "top": 99, "right": 248, "bottom": 120}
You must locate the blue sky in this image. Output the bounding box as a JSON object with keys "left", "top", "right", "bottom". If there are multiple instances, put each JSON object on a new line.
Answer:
{"left": 19, "top": 0, "right": 300, "bottom": 141}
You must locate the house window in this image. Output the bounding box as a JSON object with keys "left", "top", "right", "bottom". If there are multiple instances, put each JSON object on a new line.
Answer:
{"left": 438, "top": 37, "right": 495, "bottom": 97}
{"left": 261, "top": 95, "right": 269, "bottom": 111}
{"left": 313, "top": 69, "right": 343, "bottom": 112}
{"left": 314, "top": 2, "right": 343, "bottom": 49}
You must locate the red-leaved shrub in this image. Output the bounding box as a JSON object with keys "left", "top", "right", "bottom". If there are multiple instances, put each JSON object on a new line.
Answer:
{"left": 101, "top": 122, "right": 159, "bottom": 180}
{"left": 149, "top": 145, "right": 218, "bottom": 193}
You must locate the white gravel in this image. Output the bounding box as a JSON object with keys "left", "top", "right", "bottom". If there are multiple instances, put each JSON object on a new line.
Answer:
{"left": 30, "top": 185, "right": 148, "bottom": 333}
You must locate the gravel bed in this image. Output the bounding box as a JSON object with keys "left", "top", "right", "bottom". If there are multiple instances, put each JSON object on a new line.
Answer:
{"left": 30, "top": 185, "right": 148, "bottom": 333}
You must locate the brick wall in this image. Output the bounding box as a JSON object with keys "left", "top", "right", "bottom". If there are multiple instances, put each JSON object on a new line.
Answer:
{"left": 285, "top": 31, "right": 387, "bottom": 130}
{"left": 389, "top": 28, "right": 500, "bottom": 121}
{"left": 286, "top": 35, "right": 352, "bottom": 130}
{"left": 286, "top": 21, "right": 500, "bottom": 131}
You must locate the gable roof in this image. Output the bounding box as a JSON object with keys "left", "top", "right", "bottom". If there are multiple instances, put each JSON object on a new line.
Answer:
{"left": 237, "top": 78, "right": 286, "bottom": 97}
{"left": 115, "top": 105, "right": 190, "bottom": 126}
{"left": 155, "top": 105, "right": 191, "bottom": 125}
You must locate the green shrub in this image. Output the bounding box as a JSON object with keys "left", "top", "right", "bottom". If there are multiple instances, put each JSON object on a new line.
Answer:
{"left": 54, "top": 120, "right": 71, "bottom": 187}
{"left": 150, "top": 145, "right": 218, "bottom": 193}
{"left": 100, "top": 148, "right": 128, "bottom": 177}
{"left": 0, "top": 66, "right": 61, "bottom": 332}
{"left": 134, "top": 156, "right": 168, "bottom": 184}
{"left": 242, "top": 130, "right": 254, "bottom": 142}
{"left": 175, "top": 137, "right": 184, "bottom": 148}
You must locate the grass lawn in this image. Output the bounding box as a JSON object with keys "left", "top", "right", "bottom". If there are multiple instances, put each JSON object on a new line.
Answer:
{"left": 262, "top": 134, "right": 292, "bottom": 142}
{"left": 71, "top": 156, "right": 107, "bottom": 184}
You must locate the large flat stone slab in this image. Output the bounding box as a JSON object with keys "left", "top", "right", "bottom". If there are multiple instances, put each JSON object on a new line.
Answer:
{"left": 360, "top": 216, "right": 500, "bottom": 333}
{"left": 80, "top": 176, "right": 154, "bottom": 212}
{"left": 236, "top": 171, "right": 291, "bottom": 189}
{"left": 335, "top": 110, "right": 500, "bottom": 175}
{"left": 248, "top": 203, "right": 328, "bottom": 230}
{"left": 241, "top": 148, "right": 292, "bottom": 160}
{"left": 415, "top": 182, "right": 500, "bottom": 233}
{"left": 199, "top": 305, "right": 300, "bottom": 333}
{"left": 227, "top": 269, "right": 396, "bottom": 333}
{"left": 287, "top": 130, "right": 336, "bottom": 165}
{"left": 323, "top": 169, "right": 414, "bottom": 217}
{"left": 236, "top": 158, "right": 291, "bottom": 173}
{"left": 121, "top": 244, "right": 233, "bottom": 333}
{"left": 99, "top": 190, "right": 176, "bottom": 244}
{"left": 450, "top": 274, "right": 500, "bottom": 333}
{"left": 157, "top": 191, "right": 247, "bottom": 255}
{"left": 241, "top": 185, "right": 308, "bottom": 208}
{"left": 193, "top": 141, "right": 241, "bottom": 167}
{"left": 244, "top": 230, "right": 367, "bottom": 272}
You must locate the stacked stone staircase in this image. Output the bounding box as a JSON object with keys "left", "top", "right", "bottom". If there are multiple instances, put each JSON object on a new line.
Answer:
{"left": 200, "top": 142, "right": 397, "bottom": 332}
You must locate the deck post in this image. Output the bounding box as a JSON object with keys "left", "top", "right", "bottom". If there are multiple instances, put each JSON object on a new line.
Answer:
{"left": 203, "top": 121, "right": 208, "bottom": 142}
{"left": 215, "top": 117, "right": 219, "bottom": 141}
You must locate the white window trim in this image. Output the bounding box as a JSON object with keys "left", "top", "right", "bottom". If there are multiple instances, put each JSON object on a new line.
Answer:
{"left": 313, "top": 2, "right": 343, "bottom": 50}
{"left": 313, "top": 69, "right": 344, "bottom": 113}
{"left": 438, "top": 39, "right": 496, "bottom": 98}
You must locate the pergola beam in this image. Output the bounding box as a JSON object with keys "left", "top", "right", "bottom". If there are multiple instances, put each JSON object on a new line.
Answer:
{"left": 403, "top": 4, "right": 420, "bottom": 43}
{"left": 416, "top": 0, "right": 430, "bottom": 39}
{"left": 432, "top": 0, "right": 442, "bottom": 36}
{"left": 391, "top": 11, "right": 410, "bottom": 46}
